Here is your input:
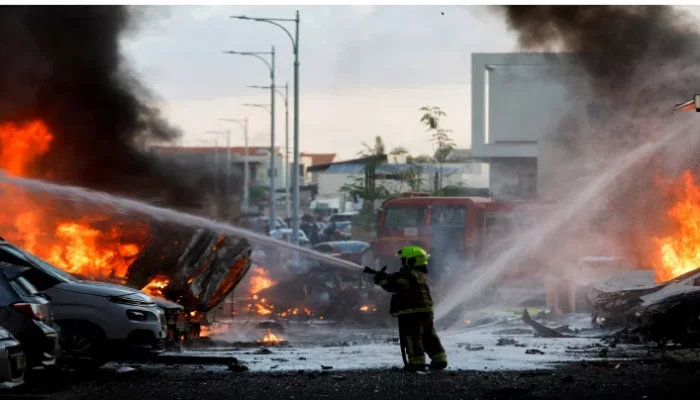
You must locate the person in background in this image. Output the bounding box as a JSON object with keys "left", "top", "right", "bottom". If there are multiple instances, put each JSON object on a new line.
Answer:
{"left": 309, "top": 217, "right": 321, "bottom": 245}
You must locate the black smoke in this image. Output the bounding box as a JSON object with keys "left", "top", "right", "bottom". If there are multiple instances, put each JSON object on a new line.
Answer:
{"left": 497, "top": 6, "right": 700, "bottom": 153}
{"left": 499, "top": 6, "right": 698, "bottom": 92}
{"left": 0, "top": 6, "right": 230, "bottom": 210}
{"left": 495, "top": 6, "right": 700, "bottom": 269}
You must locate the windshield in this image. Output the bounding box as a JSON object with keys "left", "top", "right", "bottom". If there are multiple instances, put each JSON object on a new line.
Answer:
{"left": 384, "top": 207, "right": 427, "bottom": 231}
{"left": 335, "top": 221, "right": 351, "bottom": 230}
{"left": 0, "top": 244, "right": 76, "bottom": 283}
{"left": 334, "top": 242, "right": 369, "bottom": 253}
{"left": 330, "top": 214, "right": 354, "bottom": 222}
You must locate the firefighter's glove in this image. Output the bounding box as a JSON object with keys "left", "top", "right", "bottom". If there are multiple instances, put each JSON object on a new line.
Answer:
{"left": 373, "top": 271, "right": 388, "bottom": 285}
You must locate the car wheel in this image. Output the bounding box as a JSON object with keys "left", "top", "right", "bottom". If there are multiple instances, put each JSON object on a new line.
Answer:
{"left": 58, "top": 323, "right": 108, "bottom": 369}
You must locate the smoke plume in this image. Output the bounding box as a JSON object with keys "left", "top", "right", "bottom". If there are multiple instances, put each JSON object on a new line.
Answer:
{"left": 0, "top": 6, "right": 228, "bottom": 209}
{"left": 499, "top": 6, "right": 698, "bottom": 91}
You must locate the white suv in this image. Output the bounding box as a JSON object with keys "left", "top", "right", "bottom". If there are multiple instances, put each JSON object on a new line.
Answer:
{"left": 0, "top": 240, "right": 166, "bottom": 367}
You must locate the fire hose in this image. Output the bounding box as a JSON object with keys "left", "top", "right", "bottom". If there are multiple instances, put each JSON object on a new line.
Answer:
{"left": 364, "top": 266, "right": 409, "bottom": 367}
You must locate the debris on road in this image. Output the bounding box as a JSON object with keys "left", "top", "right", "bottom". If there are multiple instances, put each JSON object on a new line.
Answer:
{"left": 526, "top": 349, "right": 545, "bottom": 355}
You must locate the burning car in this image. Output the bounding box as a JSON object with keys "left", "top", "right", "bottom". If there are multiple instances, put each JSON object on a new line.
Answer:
{"left": 238, "top": 263, "right": 390, "bottom": 325}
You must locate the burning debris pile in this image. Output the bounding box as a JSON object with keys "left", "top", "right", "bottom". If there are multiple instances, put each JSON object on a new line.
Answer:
{"left": 231, "top": 260, "right": 390, "bottom": 326}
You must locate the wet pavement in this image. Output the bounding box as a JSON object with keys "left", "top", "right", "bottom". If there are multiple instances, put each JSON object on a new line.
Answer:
{"left": 4, "top": 359, "right": 699, "bottom": 400}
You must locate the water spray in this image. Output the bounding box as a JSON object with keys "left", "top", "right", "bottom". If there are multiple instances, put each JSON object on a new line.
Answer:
{"left": 0, "top": 173, "right": 364, "bottom": 273}
{"left": 434, "top": 131, "right": 684, "bottom": 322}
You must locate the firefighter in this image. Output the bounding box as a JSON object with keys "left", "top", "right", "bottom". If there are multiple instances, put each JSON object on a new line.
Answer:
{"left": 373, "top": 245, "right": 448, "bottom": 371}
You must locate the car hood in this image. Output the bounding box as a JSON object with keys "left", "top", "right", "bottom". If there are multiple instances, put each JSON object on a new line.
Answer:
{"left": 53, "top": 280, "right": 143, "bottom": 297}
{"left": 152, "top": 296, "right": 184, "bottom": 310}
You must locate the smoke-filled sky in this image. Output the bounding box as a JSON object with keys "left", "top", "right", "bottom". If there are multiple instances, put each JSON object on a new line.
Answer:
{"left": 122, "top": 5, "right": 700, "bottom": 160}
{"left": 121, "top": 5, "right": 514, "bottom": 159}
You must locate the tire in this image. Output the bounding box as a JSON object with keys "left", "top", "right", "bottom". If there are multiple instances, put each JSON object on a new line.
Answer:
{"left": 57, "top": 322, "right": 109, "bottom": 370}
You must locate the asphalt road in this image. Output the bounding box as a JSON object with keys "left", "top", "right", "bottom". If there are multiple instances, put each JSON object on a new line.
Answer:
{"left": 4, "top": 359, "right": 699, "bottom": 400}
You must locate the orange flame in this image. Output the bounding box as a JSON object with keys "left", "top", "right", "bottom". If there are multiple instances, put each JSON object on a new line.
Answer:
{"left": 142, "top": 276, "right": 170, "bottom": 297}
{"left": 0, "top": 120, "right": 149, "bottom": 280}
{"left": 249, "top": 265, "right": 275, "bottom": 294}
{"left": 255, "top": 303, "right": 272, "bottom": 315}
{"left": 258, "top": 328, "right": 282, "bottom": 343}
{"left": 359, "top": 304, "right": 377, "bottom": 312}
{"left": 0, "top": 120, "right": 52, "bottom": 177}
{"left": 655, "top": 171, "right": 700, "bottom": 281}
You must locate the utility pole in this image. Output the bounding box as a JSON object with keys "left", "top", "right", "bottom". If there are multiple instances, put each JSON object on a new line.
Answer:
{"left": 248, "top": 82, "right": 290, "bottom": 218}
{"left": 231, "top": 10, "right": 301, "bottom": 245}
{"left": 269, "top": 45, "right": 277, "bottom": 229}
{"left": 197, "top": 138, "right": 219, "bottom": 194}
{"left": 220, "top": 118, "right": 250, "bottom": 211}
{"left": 224, "top": 48, "right": 276, "bottom": 228}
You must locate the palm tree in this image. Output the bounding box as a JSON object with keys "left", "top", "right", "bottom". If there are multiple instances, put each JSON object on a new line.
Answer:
{"left": 358, "top": 135, "right": 386, "bottom": 157}
{"left": 419, "top": 106, "right": 456, "bottom": 190}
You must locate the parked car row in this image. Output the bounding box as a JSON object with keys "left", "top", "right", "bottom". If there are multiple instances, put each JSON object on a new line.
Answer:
{"left": 0, "top": 237, "right": 168, "bottom": 389}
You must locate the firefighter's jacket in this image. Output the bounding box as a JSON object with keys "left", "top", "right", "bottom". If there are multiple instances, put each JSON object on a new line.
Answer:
{"left": 376, "top": 265, "right": 434, "bottom": 317}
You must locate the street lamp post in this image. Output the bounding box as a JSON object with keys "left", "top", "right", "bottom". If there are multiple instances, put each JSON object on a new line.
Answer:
{"left": 196, "top": 138, "right": 220, "bottom": 195}
{"left": 244, "top": 103, "right": 278, "bottom": 226}
{"left": 220, "top": 118, "right": 250, "bottom": 212}
{"left": 224, "top": 48, "right": 277, "bottom": 229}
{"left": 231, "top": 11, "right": 301, "bottom": 245}
{"left": 205, "top": 130, "right": 230, "bottom": 196}
{"left": 249, "top": 82, "right": 290, "bottom": 219}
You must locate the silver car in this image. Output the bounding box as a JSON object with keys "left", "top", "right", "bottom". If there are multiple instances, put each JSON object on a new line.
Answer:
{"left": 0, "top": 326, "right": 24, "bottom": 389}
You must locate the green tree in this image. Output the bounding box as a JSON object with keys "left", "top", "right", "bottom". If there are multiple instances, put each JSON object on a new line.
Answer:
{"left": 419, "top": 106, "right": 456, "bottom": 191}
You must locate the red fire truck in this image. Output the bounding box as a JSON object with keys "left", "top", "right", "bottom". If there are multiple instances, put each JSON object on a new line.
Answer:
{"left": 360, "top": 193, "right": 544, "bottom": 276}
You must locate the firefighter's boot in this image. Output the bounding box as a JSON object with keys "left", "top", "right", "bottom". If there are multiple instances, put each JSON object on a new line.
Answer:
{"left": 429, "top": 360, "right": 448, "bottom": 370}
{"left": 403, "top": 363, "right": 426, "bottom": 372}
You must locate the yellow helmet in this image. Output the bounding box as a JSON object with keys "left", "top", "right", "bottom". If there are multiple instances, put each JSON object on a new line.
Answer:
{"left": 396, "top": 246, "right": 429, "bottom": 267}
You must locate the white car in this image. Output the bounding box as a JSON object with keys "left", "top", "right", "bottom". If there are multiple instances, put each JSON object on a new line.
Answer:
{"left": 0, "top": 326, "right": 24, "bottom": 389}
{"left": 0, "top": 240, "right": 166, "bottom": 367}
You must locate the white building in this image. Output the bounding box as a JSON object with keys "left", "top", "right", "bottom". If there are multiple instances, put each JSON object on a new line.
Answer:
{"left": 470, "top": 53, "right": 576, "bottom": 199}
{"left": 313, "top": 153, "right": 489, "bottom": 202}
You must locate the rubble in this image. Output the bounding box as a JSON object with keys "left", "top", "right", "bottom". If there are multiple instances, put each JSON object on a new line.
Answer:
{"left": 521, "top": 310, "right": 569, "bottom": 338}
{"left": 525, "top": 349, "right": 545, "bottom": 355}
{"left": 496, "top": 338, "right": 520, "bottom": 346}
{"left": 227, "top": 359, "right": 249, "bottom": 372}
{"left": 588, "top": 268, "right": 700, "bottom": 346}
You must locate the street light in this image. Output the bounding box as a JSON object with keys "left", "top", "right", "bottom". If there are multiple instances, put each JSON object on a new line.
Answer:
{"left": 224, "top": 48, "right": 277, "bottom": 229}
{"left": 196, "top": 138, "right": 219, "bottom": 194}
{"left": 243, "top": 103, "right": 279, "bottom": 224}
{"left": 231, "top": 11, "right": 301, "bottom": 246}
{"left": 220, "top": 118, "right": 250, "bottom": 212}
{"left": 249, "top": 82, "right": 290, "bottom": 218}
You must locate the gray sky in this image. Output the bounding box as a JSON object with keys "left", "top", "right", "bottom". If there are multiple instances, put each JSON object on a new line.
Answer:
{"left": 120, "top": 6, "right": 512, "bottom": 158}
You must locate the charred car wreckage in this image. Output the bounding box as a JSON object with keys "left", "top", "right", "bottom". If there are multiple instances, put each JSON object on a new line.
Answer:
{"left": 42, "top": 219, "right": 254, "bottom": 347}
{"left": 587, "top": 268, "right": 700, "bottom": 346}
